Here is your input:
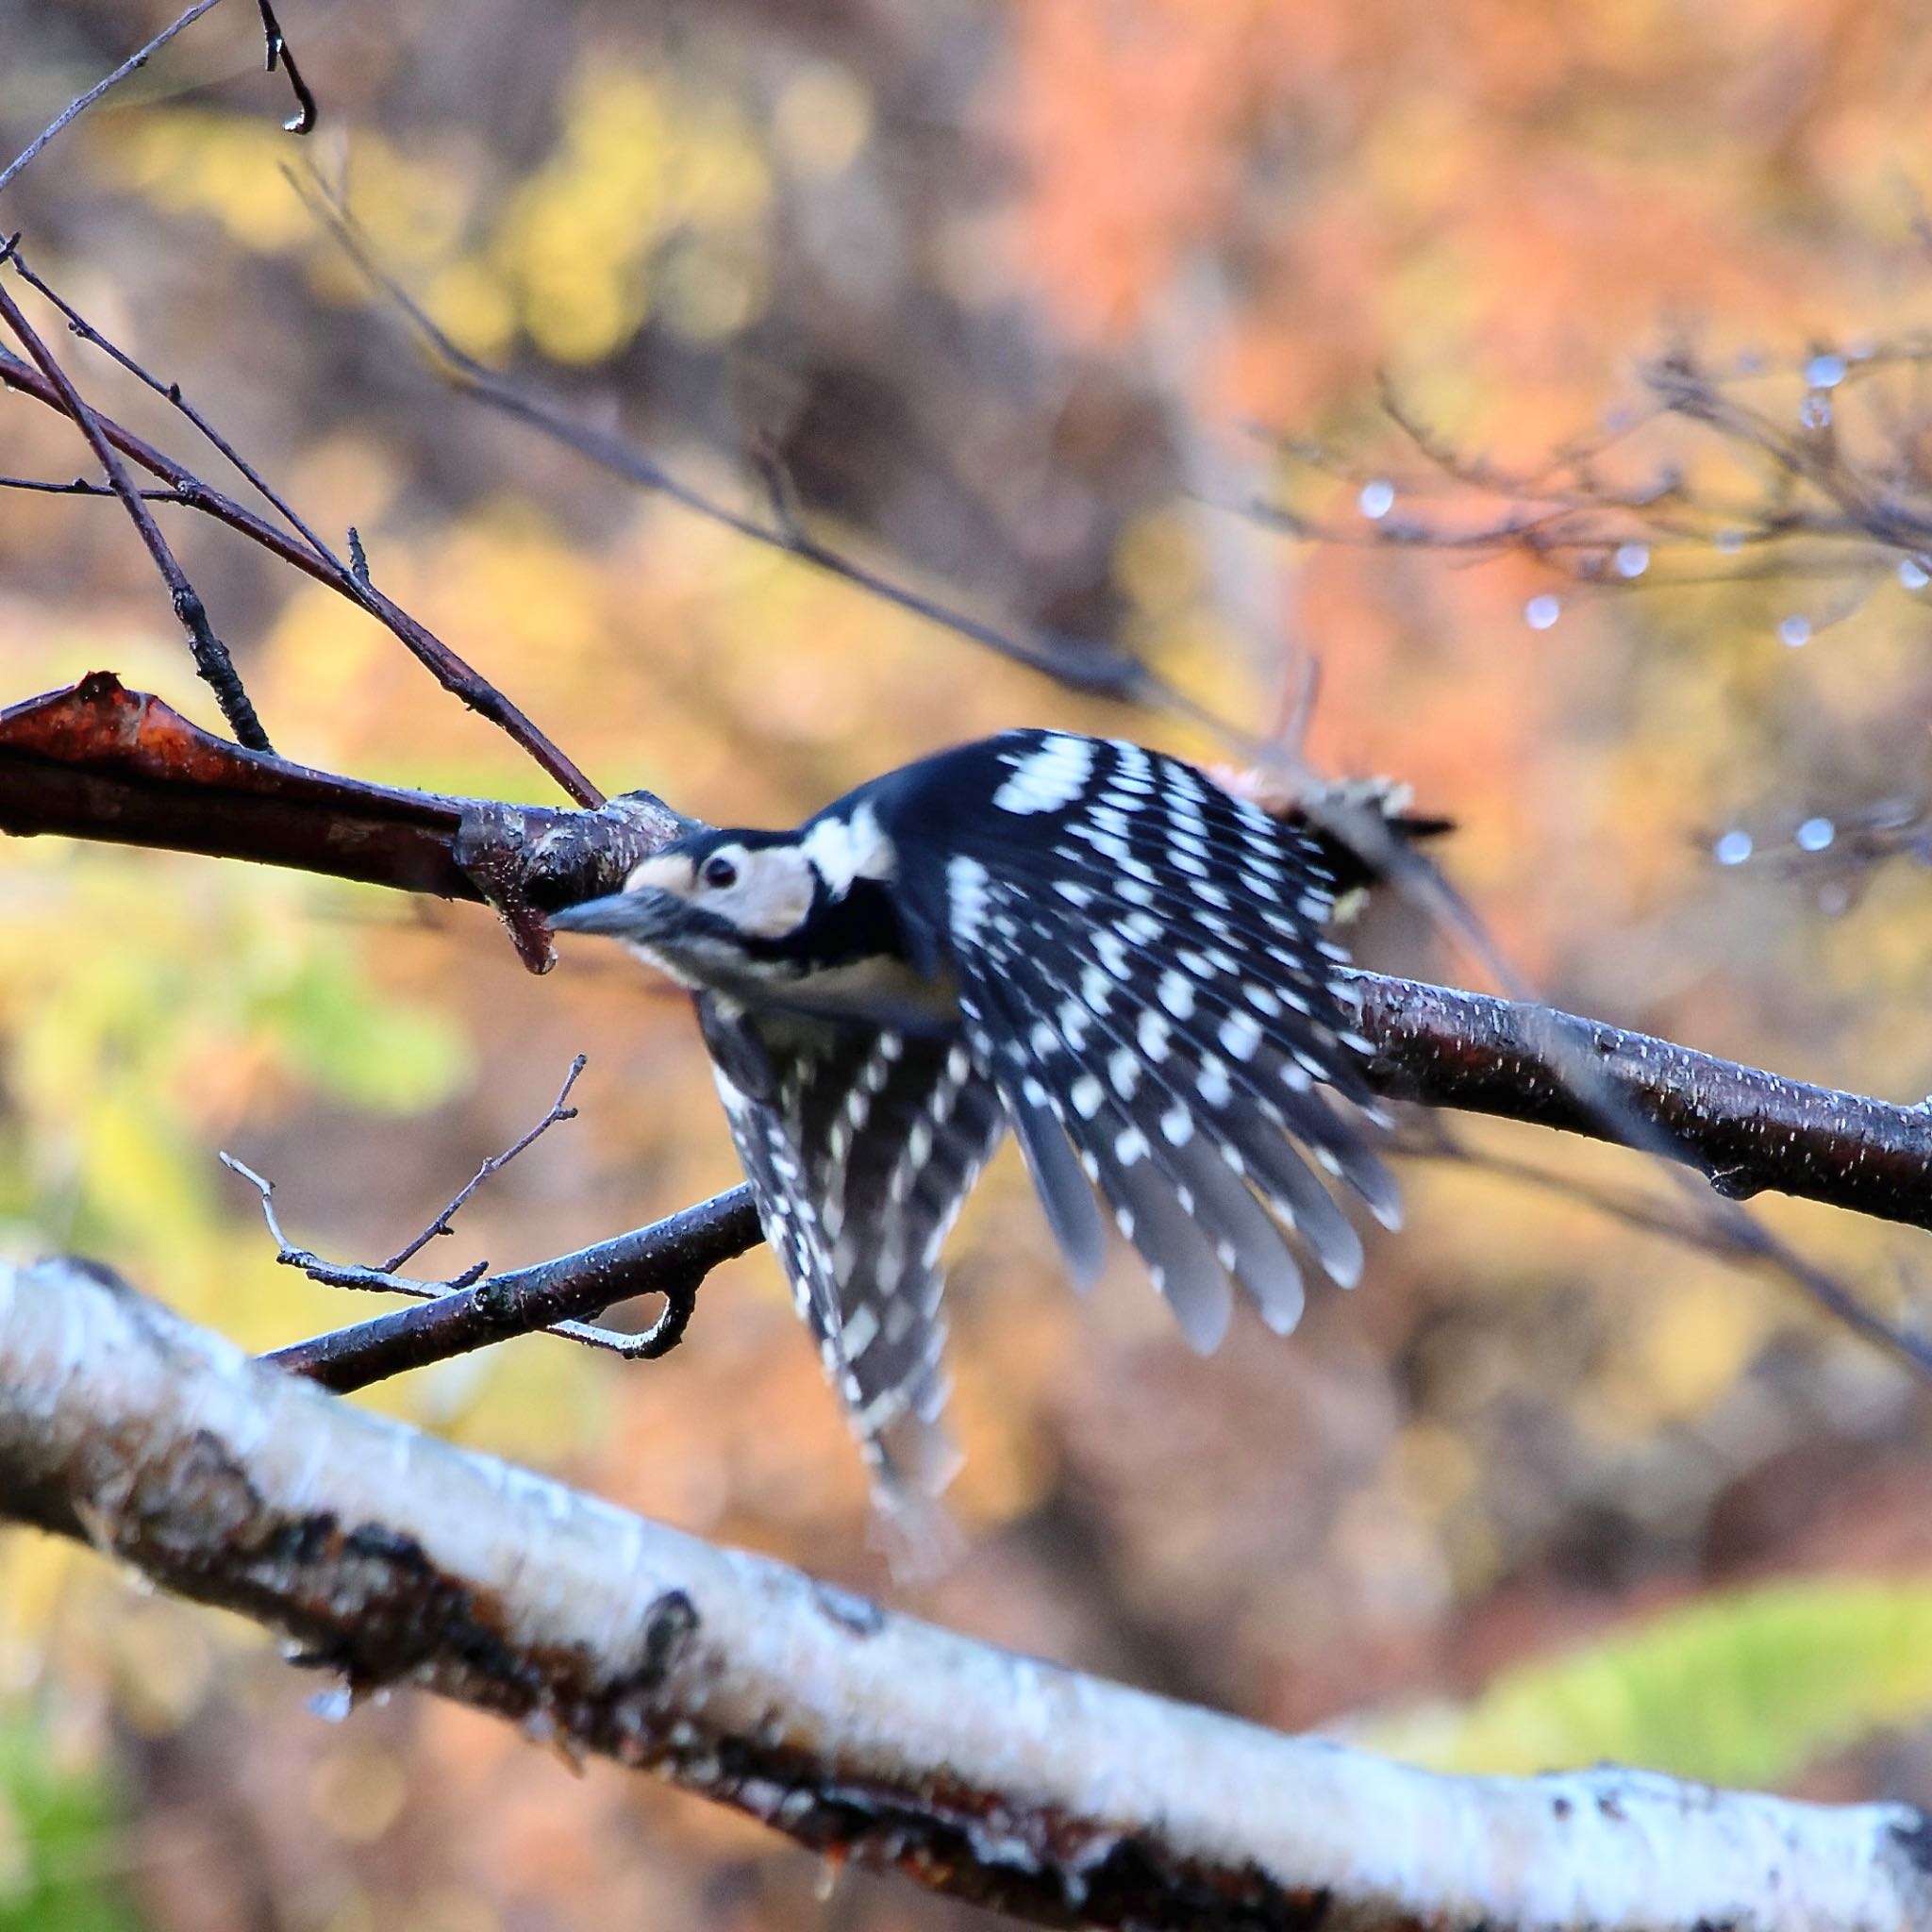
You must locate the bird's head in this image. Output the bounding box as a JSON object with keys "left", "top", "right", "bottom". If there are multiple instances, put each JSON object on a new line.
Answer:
{"left": 550, "top": 827, "right": 822, "bottom": 987}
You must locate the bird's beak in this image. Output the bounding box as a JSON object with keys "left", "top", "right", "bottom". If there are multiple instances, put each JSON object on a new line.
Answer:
{"left": 550, "top": 888, "right": 682, "bottom": 941}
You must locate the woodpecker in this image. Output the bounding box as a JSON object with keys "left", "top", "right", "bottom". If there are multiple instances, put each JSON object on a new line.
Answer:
{"left": 552, "top": 730, "right": 1430, "bottom": 1507}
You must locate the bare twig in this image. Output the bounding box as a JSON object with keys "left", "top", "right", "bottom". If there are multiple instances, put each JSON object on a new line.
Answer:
{"left": 6, "top": 1257, "right": 1928, "bottom": 1932}
{"left": 0, "top": 255, "right": 271, "bottom": 747}
{"left": 0, "top": 475, "right": 192, "bottom": 503}
{"left": 1257, "top": 349, "right": 1932, "bottom": 625}
{"left": 378, "top": 1054, "right": 589, "bottom": 1273}
{"left": 298, "top": 173, "right": 1239, "bottom": 732}
{"left": 0, "top": 0, "right": 229, "bottom": 202}
{"left": 0, "top": 275, "right": 604, "bottom": 806}
{"left": 255, "top": 0, "right": 318, "bottom": 136}
{"left": 1394, "top": 1113, "right": 1760, "bottom": 1256}
{"left": 219, "top": 1147, "right": 714, "bottom": 1364}
{"left": 260, "top": 1186, "right": 761, "bottom": 1391}
{"left": 9, "top": 246, "right": 342, "bottom": 566}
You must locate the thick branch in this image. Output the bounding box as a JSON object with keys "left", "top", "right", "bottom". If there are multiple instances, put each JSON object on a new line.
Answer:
{"left": 5, "top": 673, "right": 1929, "bottom": 1240}
{"left": 0, "top": 672, "right": 675, "bottom": 969}
{"left": 1352, "top": 974, "right": 1932, "bottom": 1228}
{"left": 4, "top": 1258, "right": 1926, "bottom": 1932}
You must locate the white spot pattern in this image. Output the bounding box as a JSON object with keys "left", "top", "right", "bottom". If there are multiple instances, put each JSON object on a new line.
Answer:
{"left": 1158, "top": 971, "right": 1196, "bottom": 1020}
{"left": 1137, "top": 1009, "right": 1172, "bottom": 1060}
{"left": 993, "top": 733, "right": 1097, "bottom": 813}
{"left": 948, "top": 854, "right": 992, "bottom": 943}
{"left": 1218, "top": 1009, "right": 1263, "bottom": 1061}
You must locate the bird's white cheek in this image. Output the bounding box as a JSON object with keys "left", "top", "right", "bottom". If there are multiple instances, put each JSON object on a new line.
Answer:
{"left": 722, "top": 866, "right": 816, "bottom": 939}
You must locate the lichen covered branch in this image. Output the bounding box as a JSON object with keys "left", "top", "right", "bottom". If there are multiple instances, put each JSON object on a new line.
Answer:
{"left": 3, "top": 1257, "right": 1926, "bottom": 1932}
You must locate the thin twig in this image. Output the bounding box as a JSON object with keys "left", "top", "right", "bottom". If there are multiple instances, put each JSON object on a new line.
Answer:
{"left": 1257, "top": 346, "right": 1932, "bottom": 620}
{"left": 0, "top": 0, "right": 229, "bottom": 203}
{"left": 0, "top": 475, "right": 192, "bottom": 503}
{"left": 1395, "top": 1115, "right": 1752, "bottom": 1255}
{"left": 0, "top": 327, "right": 605, "bottom": 805}
{"left": 296, "top": 171, "right": 1242, "bottom": 733}
{"left": 0, "top": 257, "right": 272, "bottom": 748}
{"left": 9, "top": 246, "right": 343, "bottom": 567}
{"left": 255, "top": 0, "right": 318, "bottom": 136}
{"left": 378, "top": 1053, "right": 588, "bottom": 1272}
{"left": 6, "top": 248, "right": 603, "bottom": 822}
{"left": 220, "top": 1149, "right": 686, "bottom": 1359}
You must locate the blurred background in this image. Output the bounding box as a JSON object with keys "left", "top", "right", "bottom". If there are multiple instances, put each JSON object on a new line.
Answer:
{"left": 4, "top": 0, "right": 1932, "bottom": 1926}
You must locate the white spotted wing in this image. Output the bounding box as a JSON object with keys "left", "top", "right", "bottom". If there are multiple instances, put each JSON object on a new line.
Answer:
{"left": 695, "top": 993, "right": 1007, "bottom": 1493}
{"left": 880, "top": 731, "right": 1398, "bottom": 1345}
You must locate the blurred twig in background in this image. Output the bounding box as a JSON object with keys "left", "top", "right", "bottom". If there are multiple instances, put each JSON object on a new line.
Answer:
{"left": 295, "top": 171, "right": 1223, "bottom": 728}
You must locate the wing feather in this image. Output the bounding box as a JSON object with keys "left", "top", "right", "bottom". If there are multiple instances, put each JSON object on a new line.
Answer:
{"left": 696, "top": 995, "right": 1005, "bottom": 1494}
{"left": 876, "top": 731, "right": 1397, "bottom": 1336}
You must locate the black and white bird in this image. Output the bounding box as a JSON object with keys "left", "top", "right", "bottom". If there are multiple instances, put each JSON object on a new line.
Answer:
{"left": 552, "top": 730, "right": 1432, "bottom": 1508}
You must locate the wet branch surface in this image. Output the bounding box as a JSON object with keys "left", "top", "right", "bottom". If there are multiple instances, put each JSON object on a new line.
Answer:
{"left": 5, "top": 1257, "right": 1928, "bottom": 1932}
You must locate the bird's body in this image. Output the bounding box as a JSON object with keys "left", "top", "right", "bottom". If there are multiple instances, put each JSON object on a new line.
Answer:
{"left": 554, "top": 730, "right": 1423, "bottom": 1507}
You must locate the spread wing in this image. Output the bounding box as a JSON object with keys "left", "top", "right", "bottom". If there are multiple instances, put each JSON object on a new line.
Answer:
{"left": 695, "top": 993, "right": 1008, "bottom": 1497}
{"left": 878, "top": 731, "right": 1397, "bottom": 1348}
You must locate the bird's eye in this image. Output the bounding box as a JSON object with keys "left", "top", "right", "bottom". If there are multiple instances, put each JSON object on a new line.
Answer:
{"left": 701, "top": 854, "right": 740, "bottom": 890}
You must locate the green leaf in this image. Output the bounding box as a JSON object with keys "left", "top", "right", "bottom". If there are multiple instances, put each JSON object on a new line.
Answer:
{"left": 0, "top": 1707, "right": 138, "bottom": 1932}
{"left": 1359, "top": 1575, "right": 1932, "bottom": 1788}
{"left": 259, "top": 953, "right": 469, "bottom": 1114}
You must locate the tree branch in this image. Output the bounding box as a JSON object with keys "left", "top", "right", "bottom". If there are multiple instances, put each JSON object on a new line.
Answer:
{"left": 1352, "top": 974, "right": 1932, "bottom": 1232}
{"left": 3, "top": 1257, "right": 1925, "bottom": 1932}
{"left": 0, "top": 671, "right": 670, "bottom": 970}
{"left": 0, "top": 334, "right": 605, "bottom": 806}
{"left": 0, "top": 259, "right": 273, "bottom": 748}
{"left": 259, "top": 1185, "right": 761, "bottom": 1391}
{"left": 297, "top": 175, "right": 1230, "bottom": 729}
{"left": 6, "top": 671, "right": 1930, "bottom": 1250}
{"left": 0, "top": 1, "right": 230, "bottom": 202}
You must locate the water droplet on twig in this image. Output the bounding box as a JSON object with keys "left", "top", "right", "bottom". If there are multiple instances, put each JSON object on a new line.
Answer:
{"left": 1358, "top": 478, "right": 1395, "bottom": 520}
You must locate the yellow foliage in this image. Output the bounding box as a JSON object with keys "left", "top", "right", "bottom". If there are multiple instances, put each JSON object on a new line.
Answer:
{"left": 97, "top": 110, "right": 312, "bottom": 249}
